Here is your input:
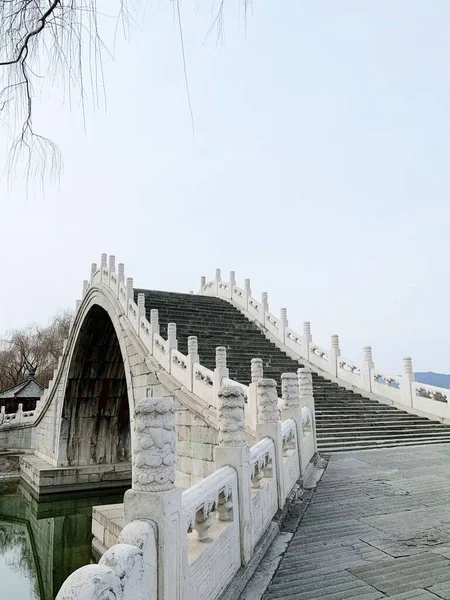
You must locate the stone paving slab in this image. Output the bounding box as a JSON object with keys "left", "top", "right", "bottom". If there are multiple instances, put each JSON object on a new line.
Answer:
{"left": 428, "top": 582, "right": 450, "bottom": 599}
{"left": 387, "top": 591, "right": 442, "bottom": 599}
{"left": 262, "top": 444, "right": 450, "bottom": 600}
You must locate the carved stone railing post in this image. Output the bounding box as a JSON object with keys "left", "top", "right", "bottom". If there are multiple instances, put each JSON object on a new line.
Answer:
{"left": 56, "top": 519, "right": 158, "bottom": 600}
{"left": 361, "top": 346, "right": 374, "bottom": 393}
{"left": 298, "top": 367, "right": 317, "bottom": 458}
{"left": 126, "top": 277, "right": 134, "bottom": 300}
{"left": 16, "top": 403, "right": 23, "bottom": 424}
{"left": 186, "top": 336, "right": 199, "bottom": 393}
{"left": 214, "top": 268, "right": 221, "bottom": 295}
{"left": 213, "top": 346, "right": 229, "bottom": 399}
{"left": 248, "top": 358, "right": 263, "bottom": 431}
{"left": 167, "top": 323, "right": 178, "bottom": 375}
{"left": 261, "top": 292, "right": 268, "bottom": 325}
{"left": 167, "top": 323, "right": 177, "bottom": 351}
{"left": 214, "top": 385, "right": 254, "bottom": 564}
{"left": 244, "top": 278, "right": 251, "bottom": 311}
{"left": 100, "top": 252, "right": 108, "bottom": 283}
{"left": 199, "top": 276, "right": 206, "bottom": 295}
{"left": 401, "top": 357, "right": 415, "bottom": 407}
{"left": 256, "top": 379, "right": 285, "bottom": 508}
{"left": 124, "top": 396, "right": 182, "bottom": 600}
{"left": 108, "top": 255, "right": 116, "bottom": 283}
{"left": 150, "top": 309, "right": 160, "bottom": 337}
{"left": 229, "top": 270, "right": 236, "bottom": 299}
{"left": 118, "top": 263, "right": 125, "bottom": 285}
{"left": 90, "top": 262, "right": 97, "bottom": 283}
{"left": 137, "top": 293, "right": 146, "bottom": 319}
{"left": 281, "top": 373, "right": 303, "bottom": 473}
{"left": 302, "top": 322, "right": 312, "bottom": 361}
{"left": 329, "top": 334, "right": 340, "bottom": 377}
{"left": 280, "top": 308, "right": 288, "bottom": 344}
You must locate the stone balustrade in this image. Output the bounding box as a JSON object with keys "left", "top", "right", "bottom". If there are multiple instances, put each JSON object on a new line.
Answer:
{"left": 56, "top": 371, "right": 315, "bottom": 600}
{"left": 200, "top": 270, "right": 450, "bottom": 423}
{"left": 6, "top": 256, "right": 450, "bottom": 438}
{"left": 0, "top": 404, "right": 36, "bottom": 428}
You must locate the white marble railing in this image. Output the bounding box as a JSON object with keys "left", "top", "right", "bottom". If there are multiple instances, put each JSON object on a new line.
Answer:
{"left": 249, "top": 437, "right": 278, "bottom": 545}
{"left": 10, "top": 256, "right": 450, "bottom": 435}
{"left": 337, "top": 356, "right": 362, "bottom": 387}
{"left": 372, "top": 371, "right": 402, "bottom": 403}
{"left": 281, "top": 419, "right": 300, "bottom": 497}
{"left": 56, "top": 519, "right": 157, "bottom": 600}
{"left": 309, "top": 342, "right": 329, "bottom": 372}
{"left": 412, "top": 381, "right": 449, "bottom": 419}
{"left": 182, "top": 466, "right": 240, "bottom": 600}
{"left": 0, "top": 404, "right": 36, "bottom": 428}
{"left": 193, "top": 364, "right": 215, "bottom": 407}
{"left": 200, "top": 270, "right": 450, "bottom": 423}
{"left": 57, "top": 373, "right": 311, "bottom": 600}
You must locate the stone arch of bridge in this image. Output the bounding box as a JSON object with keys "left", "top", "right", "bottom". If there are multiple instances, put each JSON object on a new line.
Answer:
{"left": 55, "top": 287, "right": 140, "bottom": 468}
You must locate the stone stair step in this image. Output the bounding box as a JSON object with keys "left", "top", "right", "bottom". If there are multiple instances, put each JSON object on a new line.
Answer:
{"left": 135, "top": 288, "right": 450, "bottom": 452}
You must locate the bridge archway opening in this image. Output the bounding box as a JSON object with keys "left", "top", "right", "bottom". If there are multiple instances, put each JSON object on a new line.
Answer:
{"left": 61, "top": 305, "right": 131, "bottom": 467}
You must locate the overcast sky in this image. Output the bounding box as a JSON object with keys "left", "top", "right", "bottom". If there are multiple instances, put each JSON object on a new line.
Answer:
{"left": 0, "top": 1, "right": 449, "bottom": 376}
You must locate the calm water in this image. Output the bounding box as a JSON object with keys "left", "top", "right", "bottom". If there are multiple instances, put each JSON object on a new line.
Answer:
{"left": 0, "top": 481, "right": 126, "bottom": 600}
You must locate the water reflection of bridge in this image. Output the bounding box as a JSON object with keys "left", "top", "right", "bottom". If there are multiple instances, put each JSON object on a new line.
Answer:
{"left": 0, "top": 481, "right": 125, "bottom": 600}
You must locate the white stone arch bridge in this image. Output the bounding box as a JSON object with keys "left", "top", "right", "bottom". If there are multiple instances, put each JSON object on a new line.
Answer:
{"left": 19, "top": 255, "right": 237, "bottom": 493}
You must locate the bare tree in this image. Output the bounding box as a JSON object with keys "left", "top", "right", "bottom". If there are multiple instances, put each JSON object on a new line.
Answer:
{"left": 0, "top": 0, "right": 127, "bottom": 183}
{"left": 0, "top": 0, "right": 251, "bottom": 184}
{"left": 0, "top": 309, "right": 73, "bottom": 389}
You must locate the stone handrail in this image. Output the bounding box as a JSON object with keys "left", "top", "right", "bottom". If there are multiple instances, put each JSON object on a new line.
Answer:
{"left": 5, "top": 257, "right": 233, "bottom": 432}
{"left": 56, "top": 520, "right": 157, "bottom": 600}
{"left": 57, "top": 372, "right": 314, "bottom": 600}
{"left": 249, "top": 436, "right": 278, "bottom": 545}
{"left": 200, "top": 270, "right": 450, "bottom": 423}
{"left": 0, "top": 404, "right": 36, "bottom": 428}
{"left": 412, "top": 380, "right": 449, "bottom": 419}
{"left": 182, "top": 466, "right": 240, "bottom": 599}
{"left": 337, "top": 356, "right": 362, "bottom": 387}
{"left": 280, "top": 418, "right": 300, "bottom": 502}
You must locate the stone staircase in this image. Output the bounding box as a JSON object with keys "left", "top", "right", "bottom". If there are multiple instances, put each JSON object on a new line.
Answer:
{"left": 135, "top": 289, "right": 450, "bottom": 452}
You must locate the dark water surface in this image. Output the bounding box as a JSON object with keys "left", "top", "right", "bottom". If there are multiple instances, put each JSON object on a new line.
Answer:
{"left": 0, "top": 481, "right": 126, "bottom": 600}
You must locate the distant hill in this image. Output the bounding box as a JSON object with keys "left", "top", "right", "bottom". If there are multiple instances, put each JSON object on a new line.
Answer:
{"left": 415, "top": 372, "right": 450, "bottom": 389}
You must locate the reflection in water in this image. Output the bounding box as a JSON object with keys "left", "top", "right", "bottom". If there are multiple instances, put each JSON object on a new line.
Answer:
{"left": 0, "top": 481, "right": 126, "bottom": 600}
{"left": 0, "top": 521, "right": 39, "bottom": 600}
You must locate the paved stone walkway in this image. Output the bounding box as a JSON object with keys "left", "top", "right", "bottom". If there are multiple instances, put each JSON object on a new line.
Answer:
{"left": 264, "top": 444, "right": 450, "bottom": 600}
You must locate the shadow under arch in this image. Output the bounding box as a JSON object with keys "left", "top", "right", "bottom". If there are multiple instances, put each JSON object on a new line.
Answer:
{"left": 59, "top": 304, "right": 131, "bottom": 467}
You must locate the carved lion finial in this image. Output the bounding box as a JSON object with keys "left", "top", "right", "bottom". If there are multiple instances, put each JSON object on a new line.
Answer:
{"left": 256, "top": 379, "right": 279, "bottom": 424}
{"left": 216, "top": 347, "right": 227, "bottom": 369}
{"left": 251, "top": 358, "right": 264, "bottom": 383}
{"left": 281, "top": 373, "right": 299, "bottom": 409}
{"left": 188, "top": 336, "right": 198, "bottom": 355}
{"left": 298, "top": 368, "right": 313, "bottom": 397}
{"left": 217, "top": 385, "right": 246, "bottom": 447}
{"left": 132, "top": 397, "right": 176, "bottom": 492}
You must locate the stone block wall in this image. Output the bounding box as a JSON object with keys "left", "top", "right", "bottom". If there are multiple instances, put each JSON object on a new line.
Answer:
{"left": 0, "top": 426, "right": 32, "bottom": 450}
{"left": 175, "top": 400, "right": 218, "bottom": 486}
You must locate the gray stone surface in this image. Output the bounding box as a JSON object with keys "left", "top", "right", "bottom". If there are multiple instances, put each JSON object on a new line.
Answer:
{"left": 262, "top": 444, "right": 450, "bottom": 599}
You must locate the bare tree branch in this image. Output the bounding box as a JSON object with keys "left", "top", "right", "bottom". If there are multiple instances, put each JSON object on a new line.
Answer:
{"left": 0, "top": 309, "right": 73, "bottom": 389}
{"left": 0, "top": 0, "right": 252, "bottom": 185}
